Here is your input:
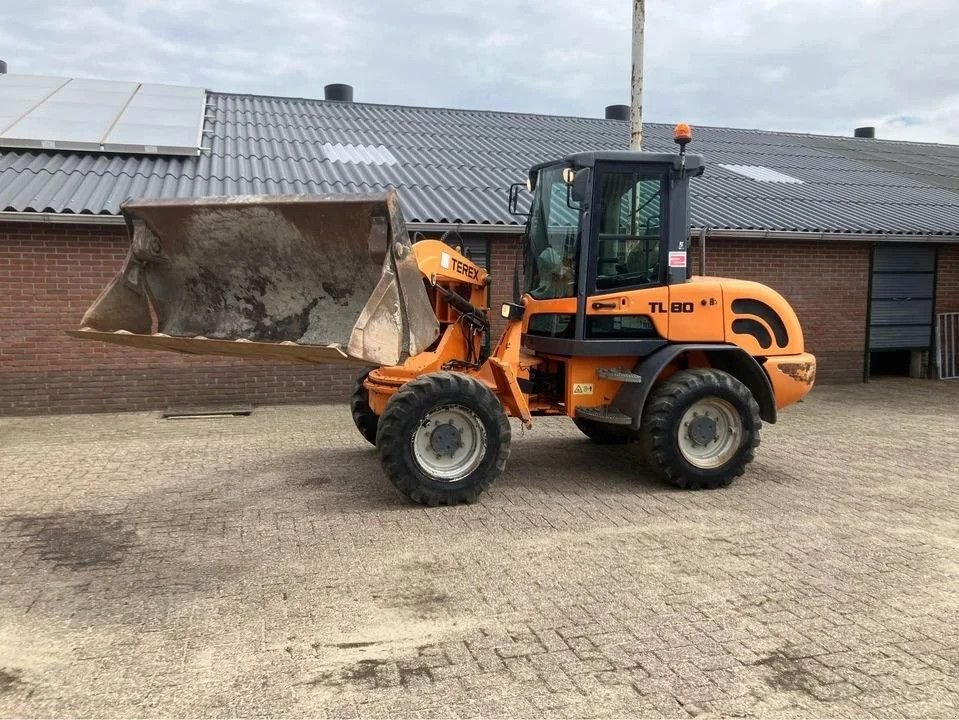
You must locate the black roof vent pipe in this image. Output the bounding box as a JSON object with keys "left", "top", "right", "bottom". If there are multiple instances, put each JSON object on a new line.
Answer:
{"left": 854, "top": 126, "right": 876, "bottom": 139}
{"left": 605, "top": 104, "right": 630, "bottom": 121}
{"left": 0, "top": 60, "right": 7, "bottom": 74}
{"left": 324, "top": 83, "right": 354, "bottom": 102}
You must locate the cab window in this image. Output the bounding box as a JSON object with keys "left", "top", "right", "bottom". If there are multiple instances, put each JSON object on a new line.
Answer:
{"left": 525, "top": 165, "right": 580, "bottom": 299}
{"left": 595, "top": 172, "right": 664, "bottom": 291}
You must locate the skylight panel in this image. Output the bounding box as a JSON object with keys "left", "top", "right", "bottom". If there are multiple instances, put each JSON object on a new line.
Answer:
{"left": 322, "top": 142, "right": 398, "bottom": 166}
{"left": 718, "top": 164, "right": 805, "bottom": 184}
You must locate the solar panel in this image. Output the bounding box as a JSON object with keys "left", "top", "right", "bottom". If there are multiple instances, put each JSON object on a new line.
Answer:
{"left": 0, "top": 74, "right": 206, "bottom": 156}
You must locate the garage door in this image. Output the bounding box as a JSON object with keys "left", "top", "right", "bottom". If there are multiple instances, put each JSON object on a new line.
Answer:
{"left": 868, "top": 245, "right": 936, "bottom": 350}
{"left": 462, "top": 238, "right": 489, "bottom": 270}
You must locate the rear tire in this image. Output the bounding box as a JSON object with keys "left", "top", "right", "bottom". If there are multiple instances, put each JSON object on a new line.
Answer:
{"left": 350, "top": 368, "right": 379, "bottom": 446}
{"left": 573, "top": 418, "right": 636, "bottom": 445}
{"left": 376, "top": 372, "right": 511, "bottom": 506}
{"left": 640, "top": 369, "right": 761, "bottom": 489}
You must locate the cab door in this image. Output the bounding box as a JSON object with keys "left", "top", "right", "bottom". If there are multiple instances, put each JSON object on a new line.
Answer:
{"left": 584, "top": 167, "right": 670, "bottom": 342}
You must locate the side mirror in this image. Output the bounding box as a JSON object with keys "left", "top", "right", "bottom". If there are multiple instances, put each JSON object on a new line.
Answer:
{"left": 508, "top": 182, "right": 530, "bottom": 217}
{"left": 565, "top": 168, "right": 590, "bottom": 210}
{"left": 571, "top": 169, "right": 590, "bottom": 204}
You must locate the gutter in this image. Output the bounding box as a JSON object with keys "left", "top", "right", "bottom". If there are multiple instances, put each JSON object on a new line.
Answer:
{"left": 406, "top": 221, "right": 521, "bottom": 235}
{"left": 0, "top": 211, "right": 125, "bottom": 226}
{"left": 691, "top": 227, "right": 959, "bottom": 245}
{"left": 1, "top": 211, "right": 957, "bottom": 243}
{"left": 0, "top": 212, "right": 523, "bottom": 235}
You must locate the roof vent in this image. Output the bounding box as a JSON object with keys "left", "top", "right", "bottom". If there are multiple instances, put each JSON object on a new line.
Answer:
{"left": 0, "top": 60, "right": 7, "bottom": 74}
{"left": 324, "top": 83, "right": 353, "bottom": 102}
{"left": 854, "top": 126, "right": 876, "bottom": 139}
{"left": 605, "top": 104, "right": 629, "bottom": 121}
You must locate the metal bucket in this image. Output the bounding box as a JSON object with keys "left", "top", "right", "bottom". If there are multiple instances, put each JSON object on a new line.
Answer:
{"left": 69, "top": 190, "right": 439, "bottom": 367}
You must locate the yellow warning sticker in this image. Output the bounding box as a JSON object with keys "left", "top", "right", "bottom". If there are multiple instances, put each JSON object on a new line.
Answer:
{"left": 572, "top": 383, "right": 593, "bottom": 395}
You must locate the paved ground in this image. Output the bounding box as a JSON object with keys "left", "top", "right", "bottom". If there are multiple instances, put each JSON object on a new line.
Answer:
{"left": 0, "top": 378, "right": 957, "bottom": 719}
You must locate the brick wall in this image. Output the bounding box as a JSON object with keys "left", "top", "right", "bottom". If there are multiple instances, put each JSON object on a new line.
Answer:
{"left": 0, "top": 222, "right": 921, "bottom": 416}
{"left": 487, "top": 235, "right": 523, "bottom": 337}
{"left": 689, "top": 237, "right": 870, "bottom": 383}
{"left": 936, "top": 243, "right": 959, "bottom": 314}
{"left": 0, "top": 223, "right": 358, "bottom": 415}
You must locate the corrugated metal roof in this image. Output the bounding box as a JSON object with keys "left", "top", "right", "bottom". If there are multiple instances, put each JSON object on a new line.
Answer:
{"left": 2, "top": 88, "right": 959, "bottom": 235}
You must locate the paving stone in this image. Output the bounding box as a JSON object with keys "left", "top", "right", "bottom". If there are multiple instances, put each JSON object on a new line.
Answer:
{"left": 0, "top": 379, "right": 957, "bottom": 717}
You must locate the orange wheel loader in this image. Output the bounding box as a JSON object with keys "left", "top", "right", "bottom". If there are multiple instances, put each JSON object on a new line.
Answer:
{"left": 72, "top": 126, "right": 815, "bottom": 506}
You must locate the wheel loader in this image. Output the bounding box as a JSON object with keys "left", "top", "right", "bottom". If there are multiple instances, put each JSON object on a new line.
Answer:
{"left": 72, "top": 125, "right": 816, "bottom": 505}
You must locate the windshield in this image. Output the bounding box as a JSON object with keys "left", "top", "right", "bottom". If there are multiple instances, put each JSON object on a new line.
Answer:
{"left": 524, "top": 165, "right": 580, "bottom": 299}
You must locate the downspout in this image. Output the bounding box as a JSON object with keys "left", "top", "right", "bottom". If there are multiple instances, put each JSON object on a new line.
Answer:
{"left": 699, "top": 225, "right": 710, "bottom": 276}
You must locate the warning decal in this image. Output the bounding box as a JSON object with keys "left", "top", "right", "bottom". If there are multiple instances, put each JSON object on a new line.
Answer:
{"left": 440, "top": 252, "right": 451, "bottom": 269}
{"left": 668, "top": 251, "right": 687, "bottom": 268}
{"left": 572, "top": 383, "right": 593, "bottom": 395}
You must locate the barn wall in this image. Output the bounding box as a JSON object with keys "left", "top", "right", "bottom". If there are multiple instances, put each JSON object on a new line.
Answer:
{"left": 0, "top": 223, "right": 358, "bottom": 415}
{"left": 689, "top": 236, "right": 871, "bottom": 383}
{"left": 936, "top": 243, "right": 959, "bottom": 314}
{"left": 1, "top": 222, "right": 941, "bottom": 416}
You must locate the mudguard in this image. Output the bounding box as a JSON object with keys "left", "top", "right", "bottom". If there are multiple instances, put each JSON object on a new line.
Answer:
{"left": 612, "top": 344, "right": 778, "bottom": 429}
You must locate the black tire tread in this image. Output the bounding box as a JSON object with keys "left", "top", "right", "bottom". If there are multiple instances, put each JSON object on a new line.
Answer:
{"left": 376, "top": 371, "right": 511, "bottom": 506}
{"left": 640, "top": 368, "right": 761, "bottom": 490}
{"left": 350, "top": 368, "right": 379, "bottom": 446}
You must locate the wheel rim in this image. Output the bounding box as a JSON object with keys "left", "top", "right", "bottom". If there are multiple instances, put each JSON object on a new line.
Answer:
{"left": 411, "top": 404, "right": 487, "bottom": 482}
{"left": 677, "top": 397, "right": 743, "bottom": 469}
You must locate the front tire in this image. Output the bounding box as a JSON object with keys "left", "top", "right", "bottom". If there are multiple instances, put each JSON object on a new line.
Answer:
{"left": 640, "top": 369, "right": 760, "bottom": 489}
{"left": 350, "top": 368, "right": 379, "bottom": 446}
{"left": 376, "top": 372, "right": 511, "bottom": 506}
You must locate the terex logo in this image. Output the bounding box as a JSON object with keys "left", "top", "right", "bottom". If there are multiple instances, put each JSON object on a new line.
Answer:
{"left": 439, "top": 251, "right": 480, "bottom": 280}
{"left": 450, "top": 257, "right": 479, "bottom": 280}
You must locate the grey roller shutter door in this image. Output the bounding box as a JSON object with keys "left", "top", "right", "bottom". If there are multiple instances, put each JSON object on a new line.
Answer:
{"left": 462, "top": 238, "right": 490, "bottom": 270}
{"left": 868, "top": 246, "right": 935, "bottom": 350}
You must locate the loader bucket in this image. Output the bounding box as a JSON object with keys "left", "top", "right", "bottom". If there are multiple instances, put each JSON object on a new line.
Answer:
{"left": 69, "top": 191, "right": 440, "bottom": 367}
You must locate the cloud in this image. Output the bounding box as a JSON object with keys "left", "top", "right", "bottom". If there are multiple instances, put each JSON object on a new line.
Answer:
{"left": 2, "top": 0, "right": 958, "bottom": 143}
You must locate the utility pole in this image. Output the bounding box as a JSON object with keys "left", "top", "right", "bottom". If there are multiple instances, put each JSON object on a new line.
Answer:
{"left": 630, "top": 0, "right": 645, "bottom": 150}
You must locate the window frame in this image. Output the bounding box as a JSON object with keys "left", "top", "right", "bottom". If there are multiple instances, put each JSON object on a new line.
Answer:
{"left": 585, "top": 164, "right": 670, "bottom": 295}
{"left": 524, "top": 163, "right": 582, "bottom": 300}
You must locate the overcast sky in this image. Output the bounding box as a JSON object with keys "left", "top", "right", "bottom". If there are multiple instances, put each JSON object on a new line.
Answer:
{"left": 3, "top": 0, "right": 958, "bottom": 143}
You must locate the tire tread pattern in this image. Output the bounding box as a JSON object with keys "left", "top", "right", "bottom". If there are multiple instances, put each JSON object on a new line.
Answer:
{"left": 376, "top": 371, "right": 511, "bottom": 506}
{"left": 350, "top": 369, "right": 379, "bottom": 446}
{"left": 640, "top": 368, "right": 761, "bottom": 490}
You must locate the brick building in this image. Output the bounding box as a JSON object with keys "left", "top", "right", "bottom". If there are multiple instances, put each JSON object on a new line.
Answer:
{"left": 2, "top": 73, "right": 958, "bottom": 415}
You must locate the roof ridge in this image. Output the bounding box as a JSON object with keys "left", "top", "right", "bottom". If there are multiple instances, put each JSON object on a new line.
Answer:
{"left": 212, "top": 91, "right": 959, "bottom": 148}
{"left": 210, "top": 91, "right": 661, "bottom": 126}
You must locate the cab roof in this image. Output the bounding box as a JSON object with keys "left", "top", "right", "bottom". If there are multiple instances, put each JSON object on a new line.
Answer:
{"left": 530, "top": 152, "right": 705, "bottom": 178}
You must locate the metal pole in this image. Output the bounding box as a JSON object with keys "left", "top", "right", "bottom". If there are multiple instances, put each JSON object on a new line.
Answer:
{"left": 630, "top": 0, "right": 645, "bottom": 150}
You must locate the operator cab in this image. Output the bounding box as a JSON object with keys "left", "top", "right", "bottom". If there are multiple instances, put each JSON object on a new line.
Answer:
{"left": 508, "top": 140, "right": 705, "bottom": 356}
